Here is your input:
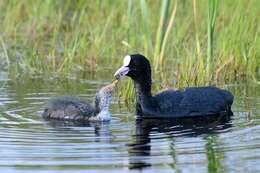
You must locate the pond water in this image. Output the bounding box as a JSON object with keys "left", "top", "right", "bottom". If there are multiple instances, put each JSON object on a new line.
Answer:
{"left": 0, "top": 70, "right": 260, "bottom": 173}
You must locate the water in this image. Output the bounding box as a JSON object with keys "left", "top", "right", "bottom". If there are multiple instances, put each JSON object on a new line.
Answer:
{"left": 0, "top": 70, "right": 260, "bottom": 173}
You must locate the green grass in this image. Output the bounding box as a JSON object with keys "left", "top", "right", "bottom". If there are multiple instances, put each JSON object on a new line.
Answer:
{"left": 0, "top": 0, "right": 259, "bottom": 99}
{"left": 207, "top": 0, "right": 218, "bottom": 79}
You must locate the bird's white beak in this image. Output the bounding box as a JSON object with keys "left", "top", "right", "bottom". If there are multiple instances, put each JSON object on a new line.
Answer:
{"left": 114, "top": 66, "right": 129, "bottom": 80}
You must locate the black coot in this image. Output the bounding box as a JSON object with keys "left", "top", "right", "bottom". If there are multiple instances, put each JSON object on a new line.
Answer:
{"left": 114, "top": 54, "right": 233, "bottom": 118}
{"left": 42, "top": 81, "right": 118, "bottom": 121}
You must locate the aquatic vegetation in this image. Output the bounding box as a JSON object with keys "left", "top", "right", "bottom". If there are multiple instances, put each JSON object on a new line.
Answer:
{"left": 0, "top": 0, "right": 259, "bottom": 99}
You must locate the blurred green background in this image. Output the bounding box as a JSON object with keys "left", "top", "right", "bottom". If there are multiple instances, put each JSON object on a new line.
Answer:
{"left": 0, "top": 0, "right": 259, "bottom": 91}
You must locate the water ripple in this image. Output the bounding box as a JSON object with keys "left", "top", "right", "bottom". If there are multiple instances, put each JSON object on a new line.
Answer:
{"left": 0, "top": 78, "right": 259, "bottom": 172}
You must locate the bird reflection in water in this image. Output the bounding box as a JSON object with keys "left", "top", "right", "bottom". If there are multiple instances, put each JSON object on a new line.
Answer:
{"left": 127, "top": 114, "right": 232, "bottom": 170}
{"left": 44, "top": 120, "right": 112, "bottom": 143}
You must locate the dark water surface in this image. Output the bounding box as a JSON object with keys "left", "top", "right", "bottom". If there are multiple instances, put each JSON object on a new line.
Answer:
{"left": 0, "top": 71, "right": 260, "bottom": 173}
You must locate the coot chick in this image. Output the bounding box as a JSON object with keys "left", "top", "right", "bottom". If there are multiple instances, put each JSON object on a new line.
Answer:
{"left": 42, "top": 80, "right": 118, "bottom": 121}
{"left": 114, "top": 54, "right": 234, "bottom": 118}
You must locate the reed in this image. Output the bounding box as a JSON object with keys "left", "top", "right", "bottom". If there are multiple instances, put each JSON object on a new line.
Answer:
{"left": 153, "top": 0, "right": 170, "bottom": 70}
{"left": 207, "top": 0, "right": 218, "bottom": 80}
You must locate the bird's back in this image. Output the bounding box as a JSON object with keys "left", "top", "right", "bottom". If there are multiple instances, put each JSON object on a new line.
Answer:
{"left": 42, "top": 96, "right": 95, "bottom": 121}
{"left": 152, "top": 86, "right": 233, "bottom": 117}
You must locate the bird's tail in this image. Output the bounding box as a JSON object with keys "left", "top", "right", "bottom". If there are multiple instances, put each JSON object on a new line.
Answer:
{"left": 223, "top": 90, "right": 234, "bottom": 106}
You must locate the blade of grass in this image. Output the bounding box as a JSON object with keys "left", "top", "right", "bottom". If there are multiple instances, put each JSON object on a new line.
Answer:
{"left": 207, "top": 0, "right": 218, "bottom": 80}
{"left": 159, "top": 0, "right": 177, "bottom": 69}
{"left": 140, "top": 0, "right": 152, "bottom": 55}
{"left": 0, "top": 35, "right": 10, "bottom": 67}
{"left": 154, "top": 0, "right": 170, "bottom": 70}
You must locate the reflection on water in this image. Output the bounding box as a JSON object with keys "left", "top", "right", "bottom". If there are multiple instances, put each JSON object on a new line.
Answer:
{"left": 128, "top": 116, "right": 232, "bottom": 171}
{"left": 0, "top": 70, "right": 260, "bottom": 173}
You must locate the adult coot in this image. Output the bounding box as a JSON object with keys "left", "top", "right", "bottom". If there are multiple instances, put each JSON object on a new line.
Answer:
{"left": 114, "top": 54, "right": 233, "bottom": 118}
{"left": 42, "top": 80, "right": 118, "bottom": 121}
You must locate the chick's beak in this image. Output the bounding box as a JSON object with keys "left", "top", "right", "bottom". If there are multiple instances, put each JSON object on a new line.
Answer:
{"left": 114, "top": 66, "right": 129, "bottom": 80}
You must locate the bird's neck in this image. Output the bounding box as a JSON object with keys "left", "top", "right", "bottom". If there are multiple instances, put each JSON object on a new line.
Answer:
{"left": 94, "top": 94, "right": 111, "bottom": 115}
{"left": 134, "top": 77, "right": 152, "bottom": 105}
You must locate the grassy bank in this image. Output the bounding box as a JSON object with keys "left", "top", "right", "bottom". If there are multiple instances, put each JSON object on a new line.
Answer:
{"left": 0, "top": 0, "right": 259, "bottom": 99}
